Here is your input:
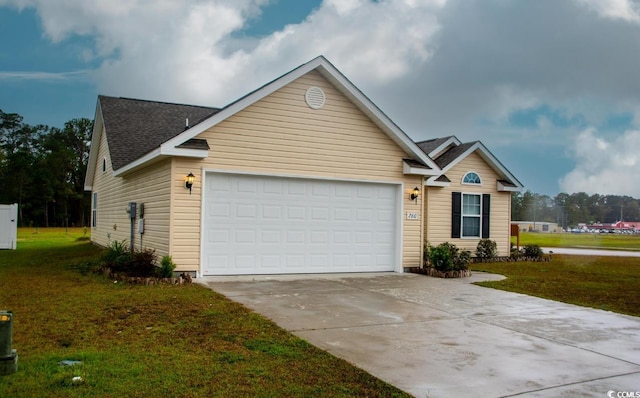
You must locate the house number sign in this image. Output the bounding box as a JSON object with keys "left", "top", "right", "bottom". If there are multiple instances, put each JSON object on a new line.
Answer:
{"left": 406, "top": 212, "right": 419, "bottom": 220}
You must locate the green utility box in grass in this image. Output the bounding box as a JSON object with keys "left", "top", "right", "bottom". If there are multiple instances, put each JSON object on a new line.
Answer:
{"left": 0, "top": 311, "right": 18, "bottom": 375}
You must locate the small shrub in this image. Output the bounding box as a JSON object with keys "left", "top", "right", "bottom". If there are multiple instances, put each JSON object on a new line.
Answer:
{"left": 476, "top": 239, "right": 497, "bottom": 259}
{"left": 522, "top": 244, "right": 543, "bottom": 259}
{"left": 454, "top": 249, "right": 471, "bottom": 271}
{"left": 158, "top": 255, "right": 176, "bottom": 278}
{"left": 103, "top": 240, "right": 128, "bottom": 263}
{"left": 100, "top": 240, "right": 158, "bottom": 277}
{"left": 428, "top": 242, "right": 471, "bottom": 271}
{"left": 430, "top": 245, "right": 453, "bottom": 272}
{"left": 510, "top": 242, "right": 520, "bottom": 258}
{"left": 128, "top": 248, "right": 157, "bottom": 277}
{"left": 102, "top": 240, "right": 131, "bottom": 273}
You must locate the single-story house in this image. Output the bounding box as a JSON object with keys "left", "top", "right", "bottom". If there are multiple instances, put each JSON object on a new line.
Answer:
{"left": 84, "top": 56, "right": 523, "bottom": 276}
{"left": 512, "top": 221, "right": 560, "bottom": 233}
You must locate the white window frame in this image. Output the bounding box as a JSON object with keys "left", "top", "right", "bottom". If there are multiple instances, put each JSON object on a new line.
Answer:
{"left": 92, "top": 192, "right": 98, "bottom": 227}
{"left": 462, "top": 171, "right": 482, "bottom": 185}
{"left": 461, "top": 193, "right": 481, "bottom": 238}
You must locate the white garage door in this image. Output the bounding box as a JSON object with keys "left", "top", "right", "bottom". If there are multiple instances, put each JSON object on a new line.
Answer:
{"left": 202, "top": 173, "right": 399, "bottom": 275}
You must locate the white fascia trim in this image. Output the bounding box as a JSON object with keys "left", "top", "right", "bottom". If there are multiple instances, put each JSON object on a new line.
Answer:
{"left": 112, "top": 147, "right": 208, "bottom": 177}
{"left": 428, "top": 136, "right": 461, "bottom": 159}
{"left": 84, "top": 100, "right": 104, "bottom": 191}
{"left": 497, "top": 181, "right": 522, "bottom": 192}
{"left": 161, "top": 147, "right": 209, "bottom": 158}
{"left": 316, "top": 67, "right": 439, "bottom": 171}
{"left": 403, "top": 162, "right": 435, "bottom": 176}
{"left": 474, "top": 143, "right": 524, "bottom": 190}
{"left": 160, "top": 56, "right": 439, "bottom": 173}
{"left": 439, "top": 142, "right": 481, "bottom": 175}
{"left": 113, "top": 148, "right": 161, "bottom": 177}
{"left": 439, "top": 142, "right": 524, "bottom": 190}
{"left": 162, "top": 58, "right": 328, "bottom": 151}
{"left": 425, "top": 176, "right": 450, "bottom": 187}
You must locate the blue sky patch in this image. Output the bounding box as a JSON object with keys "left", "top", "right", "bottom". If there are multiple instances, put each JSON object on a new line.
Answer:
{"left": 507, "top": 105, "right": 588, "bottom": 130}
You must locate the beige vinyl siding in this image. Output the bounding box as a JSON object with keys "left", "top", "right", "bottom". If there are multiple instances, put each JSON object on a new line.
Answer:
{"left": 171, "top": 70, "right": 423, "bottom": 271}
{"left": 425, "top": 152, "right": 511, "bottom": 256}
{"left": 90, "top": 124, "right": 171, "bottom": 258}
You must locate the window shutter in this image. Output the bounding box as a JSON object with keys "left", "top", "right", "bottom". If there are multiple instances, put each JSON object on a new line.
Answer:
{"left": 482, "top": 194, "right": 491, "bottom": 238}
{"left": 452, "top": 192, "right": 461, "bottom": 238}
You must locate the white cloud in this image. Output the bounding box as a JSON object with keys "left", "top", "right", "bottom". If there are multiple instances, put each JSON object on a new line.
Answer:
{"left": 250, "top": 0, "right": 443, "bottom": 84}
{"left": 559, "top": 128, "right": 640, "bottom": 196}
{"left": 575, "top": 0, "right": 640, "bottom": 23}
{"left": 3, "top": 0, "right": 640, "bottom": 195}
{"left": 0, "top": 0, "right": 445, "bottom": 106}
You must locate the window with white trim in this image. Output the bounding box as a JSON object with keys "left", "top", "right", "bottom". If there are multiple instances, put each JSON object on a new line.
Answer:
{"left": 462, "top": 193, "right": 481, "bottom": 237}
{"left": 462, "top": 172, "right": 481, "bottom": 184}
{"left": 452, "top": 192, "right": 490, "bottom": 239}
{"left": 92, "top": 192, "right": 98, "bottom": 227}
{"left": 102, "top": 158, "right": 107, "bottom": 173}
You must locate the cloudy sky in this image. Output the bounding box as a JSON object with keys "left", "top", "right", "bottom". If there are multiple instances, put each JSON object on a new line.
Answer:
{"left": 1, "top": 0, "right": 639, "bottom": 196}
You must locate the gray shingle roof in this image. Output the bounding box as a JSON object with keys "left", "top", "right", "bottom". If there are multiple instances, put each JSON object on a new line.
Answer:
{"left": 403, "top": 158, "right": 432, "bottom": 170}
{"left": 177, "top": 139, "right": 210, "bottom": 150}
{"left": 415, "top": 136, "right": 454, "bottom": 156}
{"left": 99, "top": 96, "right": 219, "bottom": 170}
{"left": 433, "top": 142, "right": 475, "bottom": 169}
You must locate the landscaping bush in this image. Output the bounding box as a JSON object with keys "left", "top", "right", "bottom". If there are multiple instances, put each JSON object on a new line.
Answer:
{"left": 476, "top": 239, "right": 497, "bottom": 259}
{"left": 522, "top": 244, "right": 544, "bottom": 259}
{"left": 510, "top": 242, "right": 520, "bottom": 258}
{"left": 101, "top": 240, "right": 158, "bottom": 277}
{"left": 128, "top": 248, "right": 158, "bottom": 277}
{"left": 427, "top": 242, "right": 471, "bottom": 272}
{"left": 429, "top": 244, "right": 453, "bottom": 272}
{"left": 158, "top": 255, "right": 176, "bottom": 278}
{"left": 455, "top": 249, "right": 471, "bottom": 271}
{"left": 102, "top": 240, "right": 129, "bottom": 267}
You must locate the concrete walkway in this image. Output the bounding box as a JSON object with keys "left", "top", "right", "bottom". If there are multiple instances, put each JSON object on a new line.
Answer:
{"left": 198, "top": 273, "right": 640, "bottom": 398}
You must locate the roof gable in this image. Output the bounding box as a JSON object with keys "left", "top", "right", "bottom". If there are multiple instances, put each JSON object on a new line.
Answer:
{"left": 98, "top": 96, "right": 219, "bottom": 171}
{"left": 115, "top": 55, "right": 439, "bottom": 176}
{"left": 416, "top": 136, "right": 460, "bottom": 159}
{"left": 422, "top": 136, "right": 523, "bottom": 191}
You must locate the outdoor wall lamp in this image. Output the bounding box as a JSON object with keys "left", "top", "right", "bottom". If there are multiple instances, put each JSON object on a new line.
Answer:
{"left": 185, "top": 173, "right": 195, "bottom": 194}
{"left": 410, "top": 187, "right": 420, "bottom": 202}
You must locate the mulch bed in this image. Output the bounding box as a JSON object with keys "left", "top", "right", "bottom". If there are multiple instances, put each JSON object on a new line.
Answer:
{"left": 102, "top": 268, "right": 193, "bottom": 285}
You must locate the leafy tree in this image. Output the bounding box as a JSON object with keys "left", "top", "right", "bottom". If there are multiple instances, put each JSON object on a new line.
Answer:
{"left": 0, "top": 109, "right": 92, "bottom": 227}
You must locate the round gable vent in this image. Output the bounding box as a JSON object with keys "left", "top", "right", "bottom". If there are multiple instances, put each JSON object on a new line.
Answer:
{"left": 305, "top": 86, "right": 326, "bottom": 109}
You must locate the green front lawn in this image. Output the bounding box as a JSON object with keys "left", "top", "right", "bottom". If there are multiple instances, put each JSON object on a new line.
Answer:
{"left": 472, "top": 255, "right": 640, "bottom": 317}
{"left": 0, "top": 228, "right": 409, "bottom": 397}
{"left": 514, "top": 231, "right": 640, "bottom": 250}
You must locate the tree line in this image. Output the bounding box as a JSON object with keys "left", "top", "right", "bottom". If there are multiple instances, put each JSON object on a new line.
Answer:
{"left": 0, "top": 109, "right": 92, "bottom": 228}
{"left": 511, "top": 191, "right": 640, "bottom": 229}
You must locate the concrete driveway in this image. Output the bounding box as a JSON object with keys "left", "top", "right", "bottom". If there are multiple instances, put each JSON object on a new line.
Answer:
{"left": 198, "top": 272, "right": 640, "bottom": 398}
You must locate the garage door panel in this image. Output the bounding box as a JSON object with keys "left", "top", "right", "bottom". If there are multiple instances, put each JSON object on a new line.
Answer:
{"left": 263, "top": 179, "right": 283, "bottom": 194}
{"left": 203, "top": 173, "right": 398, "bottom": 275}
{"left": 210, "top": 203, "right": 230, "bottom": 217}
{"left": 262, "top": 255, "right": 281, "bottom": 268}
{"left": 287, "top": 206, "right": 306, "bottom": 220}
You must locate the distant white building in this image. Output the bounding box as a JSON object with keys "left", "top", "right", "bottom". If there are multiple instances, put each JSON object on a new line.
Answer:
{"left": 511, "top": 221, "right": 559, "bottom": 233}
